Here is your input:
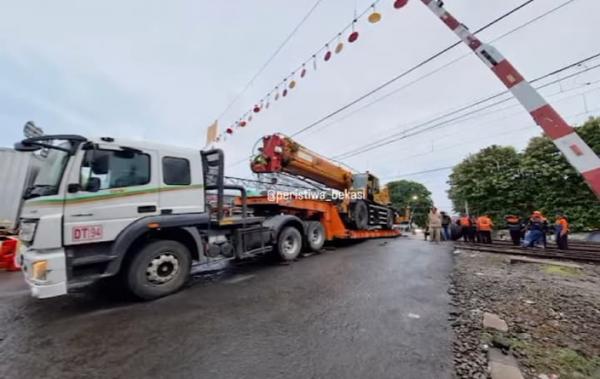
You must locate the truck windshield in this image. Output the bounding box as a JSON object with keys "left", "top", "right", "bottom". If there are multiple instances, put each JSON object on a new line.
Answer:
{"left": 23, "top": 141, "right": 73, "bottom": 199}
{"left": 352, "top": 174, "right": 368, "bottom": 190}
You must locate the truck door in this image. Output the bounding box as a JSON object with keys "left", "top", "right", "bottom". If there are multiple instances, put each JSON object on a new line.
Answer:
{"left": 63, "top": 145, "right": 159, "bottom": 245}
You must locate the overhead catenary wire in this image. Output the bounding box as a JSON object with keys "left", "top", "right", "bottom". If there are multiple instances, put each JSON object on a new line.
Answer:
{"left": 302, "top": 0, "right": 581, "bottom": 138}
{"left": 380, "top": 107, "right": 600, "bottom": 181}
{"left": 289, "top": 0, "right": 537, "bottom": 137}
{"left": 214, "top": 0, "right": 326, "bottom": 121}
{"left": 226, "top": 0, "right": 540, "bottom": 169}
{"left": 334, "top": 53, "right": 600, "bottom": 160}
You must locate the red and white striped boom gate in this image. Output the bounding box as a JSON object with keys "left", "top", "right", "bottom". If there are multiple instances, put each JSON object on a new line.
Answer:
{"left": 420, "top": 0, "right": 600, "bottom": 198}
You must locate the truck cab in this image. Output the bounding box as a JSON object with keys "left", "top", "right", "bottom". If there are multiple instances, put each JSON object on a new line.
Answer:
{"left": 15, "top": 135, "right": 306, "bottom": 300}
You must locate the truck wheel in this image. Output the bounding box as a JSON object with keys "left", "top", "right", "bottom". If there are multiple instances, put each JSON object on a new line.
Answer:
{"left": 306, "top": 221, "right": 325, "bottom": 251}
{"left": 126, "top": 240, "right": 191, "bottom": 300}
{"left": 351, "top": 200, "right": 369, "bottom": 230}
{"left": 276, "top": 226, "right": 303, "bottom": 261}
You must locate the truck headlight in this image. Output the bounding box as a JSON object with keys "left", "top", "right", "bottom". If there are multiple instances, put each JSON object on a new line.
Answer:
{"left": 19, "top": 221, "right": 38, "bottom": 242}
{"left": 32, "top": 260, "right": 48, "bottom": 281}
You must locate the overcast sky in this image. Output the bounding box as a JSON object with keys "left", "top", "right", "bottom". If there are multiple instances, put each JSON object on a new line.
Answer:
{"left": 1, "top": 0, "right": 599, "bottom": 211}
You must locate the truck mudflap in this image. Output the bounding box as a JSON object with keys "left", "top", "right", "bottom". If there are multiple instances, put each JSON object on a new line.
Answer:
{"left": 20, "top": 245, "right": 68, "bottom": 298}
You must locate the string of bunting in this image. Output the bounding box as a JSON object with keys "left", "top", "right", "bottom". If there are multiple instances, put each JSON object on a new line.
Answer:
{"left": 216, "top": 0, "right": 410, "bottom": 141}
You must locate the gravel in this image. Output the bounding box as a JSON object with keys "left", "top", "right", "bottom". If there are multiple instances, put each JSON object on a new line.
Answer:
{"left": 449, "top": 249, "right": 600, "bottom": 379}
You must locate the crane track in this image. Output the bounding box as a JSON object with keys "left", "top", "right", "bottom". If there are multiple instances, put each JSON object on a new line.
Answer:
{"left": 454, "top": 241, "right": 600, "bottom": 264}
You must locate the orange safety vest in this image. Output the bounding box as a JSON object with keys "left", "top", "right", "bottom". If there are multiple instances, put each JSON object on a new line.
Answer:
{"left": 556, "top": 217, "right": 569, "bottom": 233}
{"left": 459, "top": 216, "right": 470, "bottom": 226}
{"left": 477, "top": 216, "right": 493, "bottom": 231}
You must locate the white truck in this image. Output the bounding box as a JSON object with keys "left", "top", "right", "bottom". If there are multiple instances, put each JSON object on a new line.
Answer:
{"left": 15, "top": 135, "right": 311, "bottom": 300}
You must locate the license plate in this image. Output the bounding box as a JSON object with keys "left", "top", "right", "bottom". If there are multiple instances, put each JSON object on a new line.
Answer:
{"left": 72, "top": 225, "right": 103, "bottom": 242}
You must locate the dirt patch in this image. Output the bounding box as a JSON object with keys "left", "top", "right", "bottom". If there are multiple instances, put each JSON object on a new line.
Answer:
{"left": 449, "top": 249, "right": 600, "bottom": 379}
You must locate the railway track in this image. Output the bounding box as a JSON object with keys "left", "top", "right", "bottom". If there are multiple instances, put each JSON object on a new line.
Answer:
{"left": 454, "top": 240, "right": 600, "bottom": 264}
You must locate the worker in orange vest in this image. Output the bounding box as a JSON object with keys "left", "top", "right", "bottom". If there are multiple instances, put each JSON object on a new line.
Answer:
{"left": 504, "top": 214, "right": 523, "bottom": 246}
{"left": 554, "top": 211, "right": 569, "bottom": 250}
{"left": 458, "top": 214, "right": 471, "bottom": 242}
{"left": 476, "top": 214, "right": 494, "bottom": 244}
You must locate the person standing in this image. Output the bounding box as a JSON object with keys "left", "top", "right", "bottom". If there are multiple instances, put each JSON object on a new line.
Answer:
{"left": 441, "top": 211, "right": 451, "bottom": 241}
{"left": 428, "top": 207, "right": 442, "bottom": 243}
{"left": 504, "top": 214, "right": 523, "bottom": 246}
{"left": 477, "top": 214, "right": 494, "bottom": 244}
{"left": 522, "top": 211, "right": 546, "bottom": 248}
{"left": 469, "top": 215, "right": 478, "bottom": 243}
{"left": 555, "top": 212, "right": 570, "bottom": 250}
{"left": 459, "top": 214, "right": 471, "bottom": 242}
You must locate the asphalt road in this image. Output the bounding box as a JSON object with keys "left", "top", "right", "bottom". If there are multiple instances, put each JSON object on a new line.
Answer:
{"left": 0, "top": 237, "right": 453, "bottom": 379}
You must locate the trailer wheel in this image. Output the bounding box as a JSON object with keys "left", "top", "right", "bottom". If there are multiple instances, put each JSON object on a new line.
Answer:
{"left": 351, "top": 200, "right": 369, "bottom": 230}
{"left": 126, "top": 240, "right": 191, "bottom": 300}
{"left": 306, "top": 221, "right": 325, "bottom": 251}
{"left": 276, "top": 226, "right": 303, "bottom": 261}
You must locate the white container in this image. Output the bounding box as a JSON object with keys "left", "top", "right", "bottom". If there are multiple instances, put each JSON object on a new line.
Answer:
{"left": 0, "top": 148, "right": 32, "bottom": 233}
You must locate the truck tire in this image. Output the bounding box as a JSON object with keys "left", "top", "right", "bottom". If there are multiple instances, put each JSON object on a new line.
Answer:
{"left": 276, "top": 226, "right": 303, "bottom": 261}
{"left": 306, "top": 221, "right": 325, "bottom": 251}
{"left": 126, "top": 240, "right": 191, "bottom": 300}
{"left": 350, "top": 200, "right": 369, "bottom": 230}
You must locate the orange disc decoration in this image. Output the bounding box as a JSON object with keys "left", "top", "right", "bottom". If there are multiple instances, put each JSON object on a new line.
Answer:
{"left": 368, "top": 11, "right": 382, "bottom": 23}
{"left": 324, "top": 50, "right": 332, "bottom": 61}
{"left": 289, "top": 80, "right": 296, "bottom": 89}
{"left": 394, "top": 0, "right": 409, "bottom": 9}
{"left": 335, "top": 42, "right": 344, "bottom": 54}
{"left": 348, "top": 31, "right": 359, "bottom": 43}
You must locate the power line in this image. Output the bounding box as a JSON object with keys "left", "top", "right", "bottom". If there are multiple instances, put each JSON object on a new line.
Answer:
{"left": 226, "top": 0, "right": 539, "bottom": 169}
{"left": 381, "top": 107, "right": 600, "bottom": 181}
{"left": 334, "top": 54, "right": 600, "bottom": 160}
{"left": 215, "top": 0, "right": 325, "bottom": 121}
{"left": 289, "top": 0, "right": 537, "bottom": 137}
{"left": 302, "top": 0, "right": 581, "bottom": 138}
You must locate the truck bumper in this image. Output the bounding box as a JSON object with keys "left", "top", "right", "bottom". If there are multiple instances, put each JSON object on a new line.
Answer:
{"left": 20, "top": 246, "right": 68, "bottom": 299}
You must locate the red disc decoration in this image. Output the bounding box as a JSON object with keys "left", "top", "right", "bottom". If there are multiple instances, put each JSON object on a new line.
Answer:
{"left": 226, "top": 128, "right": 233, "bottom": 134}
{"left": 301, "top": 68, "right": 307, "bottom": 78}
{"left": 348, "top": 31, "right": 359, "bottom": 43}
{"left": 253, "top": 105, "right": 261, "bottom": 113}
{"left": 324, "top": 50, "right": 332, "bottom": 61}
{"left": 283, "top": 89, "right": 288, "bottom": 97}
{"left": 394, "top": 0, "right": 409, "bottom": 9}
{"left": 240, "top": 120, "right": 247, "bottom": 127}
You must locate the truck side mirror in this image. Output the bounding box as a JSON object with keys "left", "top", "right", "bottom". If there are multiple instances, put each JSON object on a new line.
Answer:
{"left": 67, "top": 183, "right": 81, "bottom": 193}
{"left": 86, "top": 177, "right": 101, "bottom": 192}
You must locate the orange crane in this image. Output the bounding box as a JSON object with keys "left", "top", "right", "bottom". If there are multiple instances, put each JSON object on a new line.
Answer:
{"left": 250, "top": 133, "right": 396, "bottom": 231}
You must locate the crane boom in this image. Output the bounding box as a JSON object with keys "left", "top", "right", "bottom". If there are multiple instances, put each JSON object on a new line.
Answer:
{"left": 251, "top": 134, "right": 353, "bottom": 191}
{"left": 420, "top": 0, "right": 600, "bottom": 198}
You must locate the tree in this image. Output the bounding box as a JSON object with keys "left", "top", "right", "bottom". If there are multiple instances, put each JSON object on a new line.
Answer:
{"left": 387, "top": 180, "right": 433, "bottom": 227}
{"left": 447, "top": 117, "right": 600, "bottom": 231}
{"left": 520, "top": 117, "right": 600, "bottom": 231}
{"left": 447, "top": 145, "right": 525, "bottom": 225}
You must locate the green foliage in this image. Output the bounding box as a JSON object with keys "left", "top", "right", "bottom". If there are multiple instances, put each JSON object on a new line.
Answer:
{"left": 387, "top": 180, "right": 433, "bottom": 227}
{"left": 447, "top": 117, "right": 600, "bottom": 231}
{"left": 447, "top": 145, "right": 524, "bottom": 225}
{"left": 520, "top": 118, "right": 600, "bottom": 231}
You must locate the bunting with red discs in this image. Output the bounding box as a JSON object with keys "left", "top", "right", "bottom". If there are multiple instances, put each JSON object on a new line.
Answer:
{"left": 214, "top": 0, "right": 412, "bottom": 141}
